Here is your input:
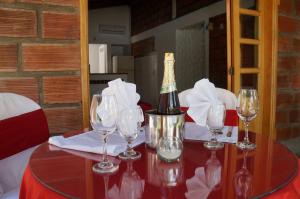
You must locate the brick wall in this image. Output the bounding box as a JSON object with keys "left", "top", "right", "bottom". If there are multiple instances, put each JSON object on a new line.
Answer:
{"left": 0, "top": 0, "right": 82, "bottom": 134}
{"left": 276, "top": 0, "right": 300, "bottom": 140}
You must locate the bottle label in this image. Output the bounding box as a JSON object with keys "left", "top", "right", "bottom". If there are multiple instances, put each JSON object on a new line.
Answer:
{"left": 160, "top": 54, "right": 177, "bottom": 94}
{"left": 160, "top": 82, "right": 177, "bottom": 93}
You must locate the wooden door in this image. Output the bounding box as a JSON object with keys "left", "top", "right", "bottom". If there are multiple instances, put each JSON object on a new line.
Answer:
{"left": 230, "top": 0, "right": 278, "bottom": 138}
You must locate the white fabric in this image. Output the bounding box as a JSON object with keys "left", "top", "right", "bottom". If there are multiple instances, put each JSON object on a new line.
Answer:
{"left": 184, "top": 122, "right": 238, "bottom": 143}
{"left": 48, "top": 129, "right": 145, "bottom": 156}
{"left": 216, "top": 88, "right": 237, "bottom": 110}
{"left": 185, "top": 165, "right": 221, "bottom": 199}
{"left": 178, "top": 89, "right": 192, "bottom": 107}
{"left": 1, "top": 188, "right": 18, "bottom": 199}
{"left": 0, "top": 185, "right": 3, "bottom": 198}
{"left": 0, "top": 93, "right": 40, "bottom": 120}
{"left": 179, "top": 87, "right": 237, "bottom": 109}
{"left": 185, "top": 79, "right": 222, "bottom": 126}
{"left": 102, "top": 78, "right": 141, "bottom": 113}
{"left": 0, "top": 146, "right": 37, "bottom": 195}
{"left": 108, "top": 174, "right": 145, "bottom": 199}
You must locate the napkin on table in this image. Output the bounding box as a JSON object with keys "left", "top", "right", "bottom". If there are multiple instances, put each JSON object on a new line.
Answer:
{"left": 184, "top": 122, "right": 238, "bottom": 143}
{"left": 186, "top": 79, "right": 222, "bottom": 127}
{"left": 48, "top": 129, "right": 145, "bottom": 156}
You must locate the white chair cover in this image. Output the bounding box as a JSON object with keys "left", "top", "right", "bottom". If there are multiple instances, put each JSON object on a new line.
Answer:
{"left": 0, "top": 93, "right": 42, "bottom": 199}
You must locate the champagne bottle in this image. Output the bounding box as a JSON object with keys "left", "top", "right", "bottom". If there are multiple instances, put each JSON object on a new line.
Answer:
{"left": 157, "top": 52, "right": 181, "bottom": 115}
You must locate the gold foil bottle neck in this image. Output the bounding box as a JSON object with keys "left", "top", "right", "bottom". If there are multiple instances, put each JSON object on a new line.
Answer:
{"left": 160, "top": 52, "right": 177, "bottom": 94}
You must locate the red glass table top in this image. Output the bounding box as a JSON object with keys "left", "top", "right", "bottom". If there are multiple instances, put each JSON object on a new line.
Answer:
{"left": 28, "top": 132, "right": 298, "bottom": 199}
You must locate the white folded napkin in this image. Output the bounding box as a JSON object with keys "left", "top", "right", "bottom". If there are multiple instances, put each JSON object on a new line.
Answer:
{"left": 103, "top": 78, "right": 140, "bottom": 112}
{"left": 184, "top": 122, "right": 238, "bottom": 143}
{"left": 186, "top": 79, "right": 222, "bottom": 127}
{"left": 48, "top": 129, "right": 145, "bottom": 156}
{"left": 101, "top": 78, "right": 144, "bottom": 126}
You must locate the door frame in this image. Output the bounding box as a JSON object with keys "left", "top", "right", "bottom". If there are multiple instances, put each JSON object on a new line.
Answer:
{"left": 80, "top": 0, "right": 90, "bottom": 128}
{"left": 80, "top": 0, "right": 278, "bottom": 137}
{"left": 228, "top": 0, "right": 278, "bottom": 138}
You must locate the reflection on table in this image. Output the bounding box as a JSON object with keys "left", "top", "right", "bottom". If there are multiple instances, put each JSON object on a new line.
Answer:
{"left": 23, "top": 132, "right": 298, "bottom": 199}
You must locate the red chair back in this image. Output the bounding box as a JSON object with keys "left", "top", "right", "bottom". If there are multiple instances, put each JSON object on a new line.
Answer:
{"left": 0, "top": 93, "right": 49, "bottom": 160}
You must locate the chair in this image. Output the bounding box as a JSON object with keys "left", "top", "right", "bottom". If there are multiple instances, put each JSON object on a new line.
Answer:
{"left": 179, "top": 88, "right": 238, "bottom": 126}
{"left": 0, "top": 93, "right": 49, "bottom": 199}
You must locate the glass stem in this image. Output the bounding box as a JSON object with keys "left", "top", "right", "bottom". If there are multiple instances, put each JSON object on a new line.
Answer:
{"left": 242, "top": 151, "right": 248, "bottom": 169}
{"left": 126, "top": 140, "right": 134, "bottom": 154}
{"left": 211, "top": 130, "right": 217, "bottom": 142}
{"left": 243, "top": 121, "right": 250, "bottom": 143}
{"left": 103, "top": 133, "right": 108, "bottom": 163}
{"left": 104, "top": 175, "right": 109, "bottom": 199}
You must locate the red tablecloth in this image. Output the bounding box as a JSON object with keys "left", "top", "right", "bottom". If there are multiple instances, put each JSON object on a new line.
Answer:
{"left": 20, "top": 160, "right": 300, "bottom": 199}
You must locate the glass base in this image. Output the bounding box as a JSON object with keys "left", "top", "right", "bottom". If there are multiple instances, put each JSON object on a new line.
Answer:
{"left": 204, "top": 140, "right": 224, "bottom": 150}
{"left": 119, "top": 150, "right": 141, "bottom": 160}
{"left": 92, "top": 161, "right": 119, "bottom": 174}
{"left": 236, "top": 141, "right": 256, "bottom": 151}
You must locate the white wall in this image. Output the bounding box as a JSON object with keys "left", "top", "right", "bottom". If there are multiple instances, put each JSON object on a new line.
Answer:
{"left": 176, "top": 22, "right": 206, "bottom": 91}
{"left": 131, "top": 0, "right": 226, "bottom": 101}
{"left": 131, "top": 0, "right": 226, "bottom": 51}
{"left": 89, "top": 6, "right": 131, "bottom": 45}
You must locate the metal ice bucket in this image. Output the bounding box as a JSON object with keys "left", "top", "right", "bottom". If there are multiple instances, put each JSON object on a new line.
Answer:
{"left": 145, "top": 110, "right": 185, "bottom": 149}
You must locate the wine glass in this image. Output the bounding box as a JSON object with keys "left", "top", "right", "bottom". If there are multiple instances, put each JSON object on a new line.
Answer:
{"left": 236, "top": 89, "right": 259, "bottom": 150}
{"left": 204, "top": 104, "right": 226, "bottom": 150}
{"left": 205, "top": 150, "right": 222, "bottom": 191}
{"left": 119, "top": 160, "right": 145, "bottom": 199}
{"left": 118, "top": 107, "right": 144, "bottom": 160}
{"left": 234, "top": 151, "right": 253, "bottom": 199}
{"left": 90, "top": 94, "right": 119, "bottom": 174}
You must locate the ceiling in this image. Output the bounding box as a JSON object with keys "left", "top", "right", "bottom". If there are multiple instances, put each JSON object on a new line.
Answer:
{"left": 88, "top": 0, "right": 140, "bottom": 10}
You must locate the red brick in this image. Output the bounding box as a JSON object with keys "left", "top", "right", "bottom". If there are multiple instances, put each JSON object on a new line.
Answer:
{"left": 276, "top": 93, "right": 294, "bottom": 107}
{"left": 0, "top": 0, "right": 15, "bottom": 3}
{"left": 277, "top": 73, "right": 290, "bottom": 88}
{"left": 294, "top": 92, "right": 300, "bottom": 105}
{"left": 278, "top": 16, "right": 299, "bottom": 33}
{"left": 278, "top": 35, "right": 293, "bottom": 52}
{"left": 276, "top": 127, "right": 292, "bottom": 140}
{"left": 290, "top": 110, "right": 300, "bottom": 123}
{"left": 44, "top": 107, "right": 82, "bottom": 134}
{"left": 292, "top": 125, "right": 300, "bottom": 137}
{"left": 279, "top": 0, "right": 293, "bottom": 14}
{"left": 291, "top": 74, "right": 300, "bottom": 88}
{"left": 19, "top": 0, "right": 79, "bottom": 7}
{"left": 43, "top": 76, "right": 81, "bottom": 104}
{"left": 43, "top": 12, "right": 79, "bottom": 40}
{"left": 293, "top": 38, "right": 300, "bottom": 51}
{"left": 277, "top": 56, "right": 296, "bottom": 70}
{"left": 17, "top": 0, "right": 40, "bottom": 3}
{"left": 0, "top": 44, "right": 17, "bottom": 71}
{"left": 0, "top": 77, "right": 38, "bottom": 102}
{"left": 296, "top": 0, "right": 300, "bottom": 16}
{"left": 50, "top": 0, "right": 78, "bottom": 7}
{"left": 276, "top": 110, "right": 290, "bottom": 124}
{"left": 0, "top": 8, "right": 37, "bottom": 37}
{"left": 22, "top": 44, "right": 80, "bottom": 71}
